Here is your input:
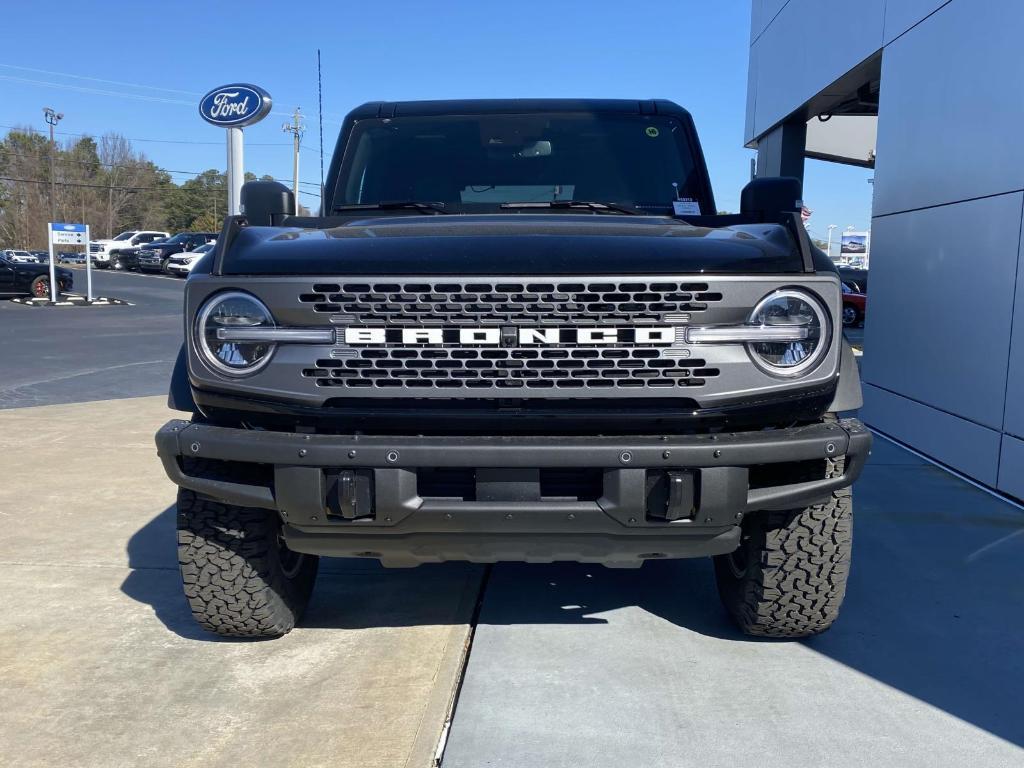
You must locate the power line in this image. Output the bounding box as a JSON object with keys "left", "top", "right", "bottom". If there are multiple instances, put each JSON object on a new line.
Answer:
{"left": 0, "top": 63, "right": 202, "bottom": 96}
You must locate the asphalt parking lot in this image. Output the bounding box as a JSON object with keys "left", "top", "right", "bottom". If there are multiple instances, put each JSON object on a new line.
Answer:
{"left": 2, "top": 271, "right": 1022, "bottom": 767}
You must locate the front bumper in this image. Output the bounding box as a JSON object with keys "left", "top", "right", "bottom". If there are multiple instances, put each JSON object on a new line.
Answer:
{"left": 155, "top": 418, "right": 871, "bottom": 566}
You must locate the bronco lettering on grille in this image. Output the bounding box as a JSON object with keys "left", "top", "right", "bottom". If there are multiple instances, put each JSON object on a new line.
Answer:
{"left": 342, "top": 327, "right": 677, "bottom": 346}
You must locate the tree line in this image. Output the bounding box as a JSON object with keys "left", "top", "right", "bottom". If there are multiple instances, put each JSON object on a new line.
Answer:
{"left": 0, "top": 126, "right": 304, "bottom": 249}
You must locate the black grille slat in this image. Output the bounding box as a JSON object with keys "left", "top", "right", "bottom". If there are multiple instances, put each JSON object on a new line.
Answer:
{"left": 296, "top": 279, "right": 729, "bottom": 392}
{"left": 304, "top": 348, "right": 719, "bottom": 390}
{"left": 297, "top": 281, "right": 720, "bottom": 325}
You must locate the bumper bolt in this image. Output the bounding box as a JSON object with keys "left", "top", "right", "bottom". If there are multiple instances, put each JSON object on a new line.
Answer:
{"left": 567, "top": 513, "right": 576, "bottom": 520}
{"left": 298, "top": 448, "right": 307, "bottom": 458}
{"left": 713, "top": 449, "right": 722, "bottom": 459}
{"left": 628, "top": 517, "right": 637, "bottom": 524}
{"left": 662, "top": 450, "right": 671, "bottom": 459}
{"left": 825, "top": 442, "right": 836, "bottom": 455}
{"left": 619, "top": 451, "right": 633, "bottom": 464}
{"left": 505, "top": 513, "right": 513, "bottom": 520}
{"left": 386, "top": 450, "right": 400, "bottom": 464}
{"left": 444, "top": 513, "right": 452, "bottom": 520}
{"left": 190, "top": 442, "right": 200, "bottom": 453}
{"left": 348, "top": 450, "right": 357, "bottom": 459}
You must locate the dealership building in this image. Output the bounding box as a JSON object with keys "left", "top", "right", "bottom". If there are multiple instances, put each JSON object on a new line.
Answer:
{"left": 745, "top": 0, "right": 1024, "bottom": 501}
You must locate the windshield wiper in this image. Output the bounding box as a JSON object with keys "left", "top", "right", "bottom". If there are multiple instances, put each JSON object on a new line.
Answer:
{"left": 333, "top": 201, "right": 449, "bottom": 215}
{"left": 499, "top": 200, "right": 638, "bottom": 215}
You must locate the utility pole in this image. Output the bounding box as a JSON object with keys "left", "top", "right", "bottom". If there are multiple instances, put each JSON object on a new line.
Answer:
{"left": 282, "top": 108, "right": 304, "bottom": 215}
{"left": 43, "top": 107, "right": 63, "bottom": 223}
{"left": 826, "top": 224, "right": 837, "bottom": 260}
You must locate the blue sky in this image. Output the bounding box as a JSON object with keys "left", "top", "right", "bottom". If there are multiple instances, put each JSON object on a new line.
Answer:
{"left": 0, "top": 0, "right": 871, "bottom": 236}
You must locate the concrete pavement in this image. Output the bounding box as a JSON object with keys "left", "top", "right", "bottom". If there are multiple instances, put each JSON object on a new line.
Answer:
{"left": 0, "top": 270, "right": 185, "bottom": 409}
{"left": 0, "top": 396, "right": 481, "bottom": 767}
{"left": 440, "top": 437, "right": 1024, "bottom": 768}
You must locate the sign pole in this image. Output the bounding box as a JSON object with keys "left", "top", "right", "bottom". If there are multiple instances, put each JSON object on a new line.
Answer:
{"left": 47, "top": 222, "right": 58, "bottom": 302}
{"left": 227, "top": 127, "right": 244, "bottom": 215}
{"left": 85, "top": 224, "right": 93, "bottom": 302}
{"left": 199, "top": 84, "right": 272, "bottom": 217}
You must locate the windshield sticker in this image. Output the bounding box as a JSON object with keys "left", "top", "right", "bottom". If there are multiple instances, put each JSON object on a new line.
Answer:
{"left": 673, "top": 199, "right": 701, "bottom": 216}
{"left": 645, "top": 126, "right": 660, "bottom": 138}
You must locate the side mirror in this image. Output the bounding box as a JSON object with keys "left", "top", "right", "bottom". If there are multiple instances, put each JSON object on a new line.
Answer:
{"left": 241, "top": 180, "right": 295, "bottom": 226}
{"left": 740, "top": 176, "right": 802, "bottom": 222}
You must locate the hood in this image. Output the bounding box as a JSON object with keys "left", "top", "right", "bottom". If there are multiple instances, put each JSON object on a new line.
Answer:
{"left": 219, "top": 214, "right": 804, "bottom": 276}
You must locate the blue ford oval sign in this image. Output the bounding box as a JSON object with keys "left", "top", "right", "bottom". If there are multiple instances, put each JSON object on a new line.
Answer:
{"left": 199, "top": 84, "right": 273, "bottom": 128}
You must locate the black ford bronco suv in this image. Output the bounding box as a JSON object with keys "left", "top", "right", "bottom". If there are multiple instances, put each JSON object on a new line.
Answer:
{"left": 156, "top": 99, "right": 870, "bottom": 639}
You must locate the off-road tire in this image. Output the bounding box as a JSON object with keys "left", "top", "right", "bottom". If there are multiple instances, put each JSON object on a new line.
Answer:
{"left": 176, "top": 460, "right": 319, "bottom": 638}
{"left": 110, "top": 253, "right": 123, "bottom": 270}
{"left": 714, "top": 455, "right": 852, "bottom": 638}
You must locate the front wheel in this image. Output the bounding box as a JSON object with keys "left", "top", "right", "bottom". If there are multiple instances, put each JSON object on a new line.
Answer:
{"left": 29, "top": 275, "right": 50, "bottom": 299}
{"left": 177, "top": 471, "right": 319, "bottom": 638}
{"left": 842, "top": 303, "right": 861, "bottom": 327}
{"left": 714, "top": 456, "right": 852, "bottom": 638}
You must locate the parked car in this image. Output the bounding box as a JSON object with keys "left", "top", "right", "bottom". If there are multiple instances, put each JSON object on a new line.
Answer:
{"left": 112, "top": 241, "right": 166, "bottom": 271}
{"left": 0, "top": 252, "right": 73, "bottom": 297}
{"left": 165, "top": 242, "right": 216, "bottom": 277}
{"left": 91, "top": 230, "right": 169, "bottom": 269}
{"left": 2, "top": 249, "right": 39, "bottom": 263}
{"left": 58, "top": 252, "right": 86, "bottom": 264}
{"left": 137, "top": 232, "right": 217, "bottom": 273}
{"left": 837, "top": 266, "right": 868, "bottom": 294}
{"left": 30, "top": 250, "right": 49, "bottom": 263}
{"left": 842, "top": 282, "right": 866, "bottom": 327}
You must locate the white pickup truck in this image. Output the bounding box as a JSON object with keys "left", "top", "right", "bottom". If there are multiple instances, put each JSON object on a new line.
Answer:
{"left": 89, "top": 230, "right": 169, "bottom": 268}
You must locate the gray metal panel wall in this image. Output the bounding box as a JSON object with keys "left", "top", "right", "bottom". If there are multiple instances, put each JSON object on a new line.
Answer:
{"left": 745, "top": 0, "right": 884, "bottom": 142}
{"left": 998, "top": 436, "right": 1024, "bottom": 499}
{"left": 872, "top": 0, "right": 1024, "bottom": 216}
{"left": 863, "top": 384, "right": 1002, "bottom": 486}
{"left": 882, "top": 0, "right": 951, "bottom": 44}
{"left": 747, "top": 0, "right": 1024, "bottom": 500}
{"left": 1003, "top": 243, "right": 1024, "bottom": 440}
{"left": 862, "top": 193, "right": 1023, "bottom": 430}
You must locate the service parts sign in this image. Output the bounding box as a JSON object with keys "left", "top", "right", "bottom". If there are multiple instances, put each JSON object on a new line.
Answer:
{"left": 199, "top": 84, "right": 273, "bottom": 127}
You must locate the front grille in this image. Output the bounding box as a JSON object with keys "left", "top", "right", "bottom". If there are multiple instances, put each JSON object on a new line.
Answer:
{"left": 298, "top": 281, "right": 722, "bottom": 325}
{"left": 302, "top": 348, "right": 719, "bottom": 390}
{"left": 89, "top": 243, "right": 101, "bottom": 253}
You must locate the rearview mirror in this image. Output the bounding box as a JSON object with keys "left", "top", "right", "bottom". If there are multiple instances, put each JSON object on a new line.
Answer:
{"left": 241, "top": 180, "right": 295, "bottom": 226}
{"left": 740, "top": 176, "right": 802, "bottom": 222}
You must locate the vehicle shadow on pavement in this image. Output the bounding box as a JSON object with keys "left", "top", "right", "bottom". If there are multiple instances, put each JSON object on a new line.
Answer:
{"left": 121, "top": 504, "right": 484, "bottom": 642}
{"left": 122, "top": 468, "right": 1024, "bottom": 750}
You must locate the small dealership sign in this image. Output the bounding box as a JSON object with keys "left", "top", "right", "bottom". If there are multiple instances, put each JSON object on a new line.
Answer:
{"left": 198, "top": 84, "right": 273, "bottom": 128}
{"left": 840, "top": 232, "right": 868, "bottom": 255}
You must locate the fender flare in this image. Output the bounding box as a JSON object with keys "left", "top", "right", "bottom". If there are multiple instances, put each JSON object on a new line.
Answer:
{"left": 828, "top": 339, "right": 863, "bottom": 413}
{"left": 167, "top": 344, "right": 196, "bottom": 413}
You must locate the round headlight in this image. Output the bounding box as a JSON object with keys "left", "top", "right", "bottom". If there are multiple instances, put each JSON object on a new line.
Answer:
{"left": 195, "top": 291, "right": 275, "bottom": 376}
{"left": 747, "top": 289, "right": 830, "bottom": 377}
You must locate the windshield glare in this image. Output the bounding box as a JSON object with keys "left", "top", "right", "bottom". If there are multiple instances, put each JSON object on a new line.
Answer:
{"left": 113, "top": 231, "right": 137, "bottom": 241}
{"left": 336, "top": 113, "right": 704, "bottom": 214}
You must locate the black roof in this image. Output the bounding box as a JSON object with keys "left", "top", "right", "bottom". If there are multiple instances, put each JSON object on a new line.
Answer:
{"left": 347, "top": 98, "right": 693, "bottom": 120}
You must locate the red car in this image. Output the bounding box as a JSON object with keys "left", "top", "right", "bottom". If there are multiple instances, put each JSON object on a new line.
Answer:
{"left": 842, "top": 282, "right": 866, "bottom": 327}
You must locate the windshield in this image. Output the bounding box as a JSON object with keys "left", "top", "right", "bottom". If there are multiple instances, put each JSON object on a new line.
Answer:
{"left": 335, "top": 113, "right": 706, "bottom": 214}
{"left": 163, "top": 234, "right": 191, "bottom": 245}
{"left": 113, "top": 231, "right": 137, "bottom": 241}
